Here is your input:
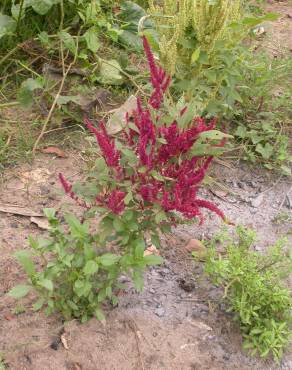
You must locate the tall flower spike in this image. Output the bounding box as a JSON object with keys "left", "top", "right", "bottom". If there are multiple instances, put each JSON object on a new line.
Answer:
{"left": 84, "top": 118, "right": 120, "bottom": 168}
{"left": 142, "top": 36, "right": 170, "bottom": 109}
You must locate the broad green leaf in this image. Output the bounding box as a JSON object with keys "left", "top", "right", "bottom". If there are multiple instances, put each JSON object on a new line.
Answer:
{"left": 0, "top": 13, "right": 16, "bottom": 39}
{"left": 255, "top": 143, "right": 273, "bottom": 159}
{"left": 95, "top": 308, "right": 106, "bottom": 322}
{"left": 134, "top": 238, "right": 145, "bottom": 259}
{"left": 98, "top": 59, "right": 124, "bottom": 85}
{"left": 38, "top": 278, "right": 53, "bottom": 291}
{"left": 113, "top": 218, "right": 124, "bottom": 232}
{"left": 95, "top": 157, "right": 106, "bottom": 172}
{"left": 198, "top": 130, "right": 233, "bottom": 141}
{"left": 242, "top": 13, "right": 279, "bottom": 28}
{"left": 83, "top": 260, "right": 99, "bottom": 275}
{"left": 119, "top": 30, "right": 142, "bottom": 51}
{"left": 84, "top": 27, "right": 100, "bottom": 53}
{"left": 59, "top": 31, "right": 76, "bottom": 54}
{"left": 143, "top": 254, "right": 163, "bottom": 266}
{"left": 8, "top": 285, "right": 31, "bottom": 298}
{"left": 64, "top": 214, "right": 89, "bottom": 239}
{"left": 33, "top": 298, "right": 45, "bottom": 311}
{"left": 56, "top": 95, "right": 79, "bottom": 105}
{"left": 124, "top": 191, "right": 133, "bottom": 205}
{"left": 14, "top": 250, "right": 36, "bottom": 276}
{"left": 17, "top": 78, "right": 43, "bottom": 107}
{"left": 31, "top": 0, "right": 55, "bottom": 15}
{"left": 99, "top": 253, "right": 120, "bottom": 267}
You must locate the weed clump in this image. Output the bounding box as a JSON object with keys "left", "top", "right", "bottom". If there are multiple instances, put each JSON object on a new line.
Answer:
{"left": 204, "top": 226, "right": 292, "bottom": 362}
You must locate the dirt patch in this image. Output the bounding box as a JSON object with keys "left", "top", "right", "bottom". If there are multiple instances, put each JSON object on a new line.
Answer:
{"left": 262, "top": 0, "right": 292, "bottom": 55}
{"left": 0, "top": 153, "right": 291, "bottom": 370}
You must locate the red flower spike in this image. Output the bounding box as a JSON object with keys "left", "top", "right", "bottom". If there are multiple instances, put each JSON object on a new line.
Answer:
{"left": 107, "top": 190, "right": 126, "bottom": 214}
{"left": 142, "top": 36, "right": 170, "bottom": 109}
{"left": 84, "top": 118, "right": 120, "bottom": 168}
{"left": 194, "top": 199, "right": 226, "bottom": 222}
{"left": 59, "top": 173, "right": 88, "bottom": 209}
{"left": 60, "top": 38, "right": 227, "bottom": 224}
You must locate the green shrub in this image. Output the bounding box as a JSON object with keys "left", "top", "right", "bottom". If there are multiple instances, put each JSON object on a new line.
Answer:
{"left": 9, "top": 208, "right": 163, "bottom": 322}
{"left": 203, "top": 226, "right": 292, "bottom": 362}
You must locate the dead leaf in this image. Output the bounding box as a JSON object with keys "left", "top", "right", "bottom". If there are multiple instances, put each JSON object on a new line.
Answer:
{"left": 107, "top": 95, "right": 137, "bottom": 134}
{"left": 41, "top": 146, "right": 67, "bottom": 158}
{"left": 61, "top": 333, "right": 69, "bottom": 350}
{"left": 4, "top": 313, "right": 15, "bottom": 321}
{"left": 0, "top": 205, "right": 42, "bottom": 217}
{"left": 30, "top": 216, "right": 50, "bottom": 230}
{"left": 144, "top": 245, "right": 160, "bottom": 257}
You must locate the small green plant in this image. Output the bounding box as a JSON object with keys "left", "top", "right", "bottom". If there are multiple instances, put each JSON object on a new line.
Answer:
{"left": 9, "top": 208, "right": 163, "bottom": 322}
{"left": 203, "top": 226, "right": 292, "bottom": 362}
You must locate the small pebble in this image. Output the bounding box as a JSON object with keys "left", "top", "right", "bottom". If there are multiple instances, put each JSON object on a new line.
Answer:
{"left": 154, "top": 307, "right": 165, "bottom": 317}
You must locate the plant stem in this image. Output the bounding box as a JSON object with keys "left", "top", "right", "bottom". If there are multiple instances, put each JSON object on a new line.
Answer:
{"left": 0, "top": 101, "right": 20, "bottom": 109}
{"left": 16, "top": 0, "right": 25, "bottom": 35}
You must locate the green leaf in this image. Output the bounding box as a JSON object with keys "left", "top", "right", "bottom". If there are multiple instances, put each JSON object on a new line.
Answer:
{"left": 64, "top": 214, "right": 89, "bottom": 239}
{"left": 0, "top": 13, "right": 16, "bottom": 39}
{"left": 84, "top": 27, "right": 100, "bottom": 53}
{"left": 99, "top": 253, "right": 120, "bottom": 267}
{"left": 113, "top": 218, "right": 124, "bottom": 232}
{"left": 198, "top": 130, "right": 233, "bottom": 141}
{"left": 155, "top": 211, "right": 168, "bottom": 224}
{"left": 38, "top": 278, "right": 53, "bottom": 291}
{"left": 242, "top": 13, "right": 279, "bottom": 28}
{"left": 235, "top": 126, "right": 247, "bottom": 139}
{"left": 33, "top": 298, "right": 45, "bottom": 311}
{"left": 255, "top": 143, "right": 273, "bottom": 159}
{"left": 31, "top": 0, "right": 55, "bottom": 15}
{"left": 98, "top": 59, "right": 124, "bottom": 85}
{"left": 14, "top": 250, "right": 36, "bottom": 276}
{"left": 124, "top": 191, "right": 133, "bottom": 205}
{"left": 17, "top": 78, "right": 43, "bottom": 108}
{"left": 143, "top": 255, "right": 163, "bottom": 266}
{"left": 56, "top": 95, "right": 79, "bottom": 105}
{"left": 59, "top": 31, "right": 76, "bottom": 54}
{"left": 8, "top": 285, "right": 31, "bottom": 298}
{"left": 133, "top": 270, "right": 144, "bottom": 292}
{"left": 95, "top": 157, "right": 106, "bottom": 172}
{"left": 134, "top": 238, "right": 145, "bottom": 259}
{"left": 95, "top": 308, "right": 106, "bottom": 322}
{"left": 83, "top": 260, "right": 99, "bottom": 275}
{"left": 151, "top": 234, "right": 161, "bottom": 248}
{"left": 191, "top": 47, "right": 201, "bottom": 64}
{"left": 43, "top": 208, "right": 56, "bottom": 219}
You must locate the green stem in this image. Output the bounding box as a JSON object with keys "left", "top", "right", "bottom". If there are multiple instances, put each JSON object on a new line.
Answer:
{"left": 16, "top": 0, "right": 25, "bottom": 35}
{"left": 0, "top": 101, "right": 20, "bottom": 109}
